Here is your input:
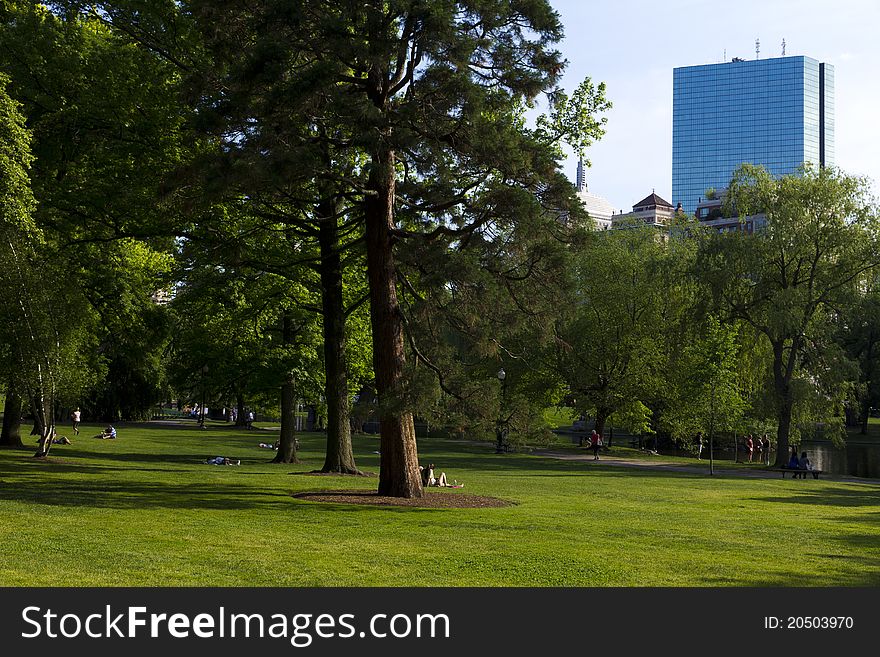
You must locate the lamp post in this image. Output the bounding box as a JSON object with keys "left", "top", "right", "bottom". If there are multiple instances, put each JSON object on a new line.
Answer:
{"left": 495, "top": 368, "right": 507, "bottom": 453}
{"left": 199, "top": 364, "right": 209, "bottom": 429}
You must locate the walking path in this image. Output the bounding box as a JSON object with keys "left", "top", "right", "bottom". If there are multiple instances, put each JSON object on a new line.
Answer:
{"left": 532, "top": 449, "right": 880, "bottom": 486}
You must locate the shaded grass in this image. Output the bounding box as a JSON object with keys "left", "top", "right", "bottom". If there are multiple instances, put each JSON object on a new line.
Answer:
{"left": 1, "top": 422, "right": 878, "bottom": 587}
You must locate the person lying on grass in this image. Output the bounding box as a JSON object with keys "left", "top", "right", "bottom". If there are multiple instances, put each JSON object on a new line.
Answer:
{"left": 95, "top": 426, "right": 116, "bottom": 439}
{"left": 420, "top": 463, "right": 463, "bottom": 488}
{"left": 205, "top": 456, "right": 241, "bottom": 465}
{"left": 35, "top": 432, "right": 72, "bottom": 445}
{"left": 258, "top": 438, "right": 297, "bottom": 450}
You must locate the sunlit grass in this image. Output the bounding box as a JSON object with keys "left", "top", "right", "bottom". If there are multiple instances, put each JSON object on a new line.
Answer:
{"left": 1, "top": 421, "right": 878, "bottom": 586}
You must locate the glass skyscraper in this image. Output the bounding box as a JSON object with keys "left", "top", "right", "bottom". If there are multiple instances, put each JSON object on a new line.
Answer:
{"left": 672, "top": 56, "right": 834, "bottom": 214}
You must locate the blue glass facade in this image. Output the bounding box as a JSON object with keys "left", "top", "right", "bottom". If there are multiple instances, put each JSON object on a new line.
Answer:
{"left": 672, "top": 56, "right": 834, "bottom": 214}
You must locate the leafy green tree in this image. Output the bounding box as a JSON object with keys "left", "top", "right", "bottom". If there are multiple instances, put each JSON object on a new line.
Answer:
{"left": 0, "top": 73, "right": 35, "bottom": 448}
{"left": 662, "top": 316, "right": 746, "bottom": 473}
{"left": 0, "top": 73, "right": 90, "bottom": 455}
{"left": 838, "top": 273, "right": 880, "bottom": 434}
{"left": 698, "top": 164, "right": 880, "bottom": 464}
{"left": 553, "top": 224, "right": 668, "bottom": 438}
{"left": 1, "top": 2, "right": 187, "bottom": 421}
{"left": 398, "top": 218, "right": 578, "bottom": 449}
{"left": 169, "top": 241, "right": 324, "bottom": 463}
{"left": 71, "top": 0, "right": 609, "bottom": 497}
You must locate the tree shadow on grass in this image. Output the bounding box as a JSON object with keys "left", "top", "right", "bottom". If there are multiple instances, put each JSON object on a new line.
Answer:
{"left": 0, "top": 472, "right": 304, "bottom": 511}
{"left": 749, "top": 487, "right": 880, "bottom": 508}
{"left": 744, "top": 490, "right": 880, "bottom": 579}
{"left": 698, "top": 564, "right": 880, "bottom": 586}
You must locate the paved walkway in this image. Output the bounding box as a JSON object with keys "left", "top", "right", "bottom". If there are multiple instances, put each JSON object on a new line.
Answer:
{"left": 532, "top": 450, "right": 880, "bottom": 486}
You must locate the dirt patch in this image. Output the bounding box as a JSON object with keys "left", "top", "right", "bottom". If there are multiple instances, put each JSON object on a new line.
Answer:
{"left": 291, "top": 490, "right": 514, "bottom": 508}
{"left": 30, "top": 455, "right": 72, "bottom": 464}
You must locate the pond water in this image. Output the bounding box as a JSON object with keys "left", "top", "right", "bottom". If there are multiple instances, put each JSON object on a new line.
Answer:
{"left": 799, "top": 440, "right": 880, "bottom": 479}
{"left": 649, "top": 439, "right": 880, "bottom": 479}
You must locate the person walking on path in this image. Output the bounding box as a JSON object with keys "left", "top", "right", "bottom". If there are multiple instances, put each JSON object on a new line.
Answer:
{"left": 70, "top": 408, "right": 81, "bottom": 436}
{"left": 589, "top": 430, "right": 601, "bottom": 460}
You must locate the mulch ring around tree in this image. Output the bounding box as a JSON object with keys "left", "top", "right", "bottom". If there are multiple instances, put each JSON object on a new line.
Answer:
{"left": 291, "top": 490, "right": 515, "bottom": 508}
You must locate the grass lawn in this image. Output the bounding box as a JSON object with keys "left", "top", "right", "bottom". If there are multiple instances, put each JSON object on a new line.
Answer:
{"left": 1, "top": 421, "right": 878, "bottom": 587}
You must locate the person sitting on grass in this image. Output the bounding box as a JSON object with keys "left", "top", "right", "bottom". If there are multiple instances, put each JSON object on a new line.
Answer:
{"left": 420, "top": 463, "right": 463, "bottom": 488}
{"left": 95, "top": 425, "right": 117, "bottom": 439}
{"left": 205, "top": 456, "right": 241, "bottom": 465}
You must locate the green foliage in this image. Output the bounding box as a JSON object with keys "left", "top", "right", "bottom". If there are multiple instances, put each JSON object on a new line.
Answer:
{"left": 0, "top": 73, "right": 36, "bottom": 235}
{"left": 553, "top": 225, "right": 672, "bottom": 432}
{"left": 662, "top": 316, "right": 747, "bottom": 442}
{"left": 0, "top": 73, "right": 94, "bottom": 444}
{"left": 0, "top": 3, "right": 193, "bottom": 419}
{"left": 536, "top": 77, "right": 612, "bottom": 162}
{"left": 701, "top": 164, "right": 880, "bottom": 457}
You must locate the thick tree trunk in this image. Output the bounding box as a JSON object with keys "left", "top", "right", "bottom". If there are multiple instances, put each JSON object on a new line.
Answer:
{"left": 318, "top": 197, "right": 360, "bottom": 474}
{"left": 272, "top": 373, "right": 299, "bottom": 464}
{"left": 772, "top": 341, "right": 793, "bottom": 467}
{"left": 365, "top": 144, "right": 423, "bottom": 498}
{"left": 594, "top": 408, "right": 609, "bottom": 442}
{"left": 1, "top": 386, "right": 23, "bottom": 447}
{"left": 235, "top": 391, "right": 246, "bottom": 427}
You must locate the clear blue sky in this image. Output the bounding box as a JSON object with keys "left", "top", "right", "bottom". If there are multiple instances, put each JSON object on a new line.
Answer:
{"left": 549, "top": 0, "right": 880, "bottom": 211}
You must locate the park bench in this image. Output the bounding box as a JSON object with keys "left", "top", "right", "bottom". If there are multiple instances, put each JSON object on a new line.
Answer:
{"left": 769, "top": 468, "right": 823, "bottom": 479}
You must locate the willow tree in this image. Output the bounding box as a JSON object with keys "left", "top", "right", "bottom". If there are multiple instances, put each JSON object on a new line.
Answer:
{"left": 698, "top": 164, "right": 880, "bottom": 465}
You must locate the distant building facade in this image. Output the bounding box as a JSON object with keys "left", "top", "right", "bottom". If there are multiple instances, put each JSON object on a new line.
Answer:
{"left": 611, "top": 192, "right": 676, "bottom": 229}
{"left": 576, "top": 158, "right": 614, "bottom": 230}
{"left": 673, "top": 55, "right": 834, "bottom": 214}
{"left": 694, "top": 190, "right": 766, "bottom": 233}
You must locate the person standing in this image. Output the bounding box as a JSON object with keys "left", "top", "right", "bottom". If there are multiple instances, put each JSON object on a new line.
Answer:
{"left": 589, "top": 430, "right": 601, "bottom": 460}
{"left": 70, "top": 408, "right": 81, "bottom": 436}
{"left": 762, "top": 434, "right": 771, "bottom": 466}
{"left": 696, "top": 431, "right": 704, "bottom": 460}
{"left": 746, "top": 434, "right": 754, "bottom": 463}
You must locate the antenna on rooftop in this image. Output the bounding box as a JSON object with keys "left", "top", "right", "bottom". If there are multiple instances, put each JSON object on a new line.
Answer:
{"left": 781, "top": 38, "right": 786, "bottom": 56}
{"left": 723, "top": 48, "right": 727, "bottom": 62}
{"left": 755, "top": 38, "right": 760, "bottom": 59}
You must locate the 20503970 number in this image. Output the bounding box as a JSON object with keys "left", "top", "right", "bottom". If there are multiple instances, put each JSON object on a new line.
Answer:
{"left": 787, "top": 617, "right": 854, "bottom": 629}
